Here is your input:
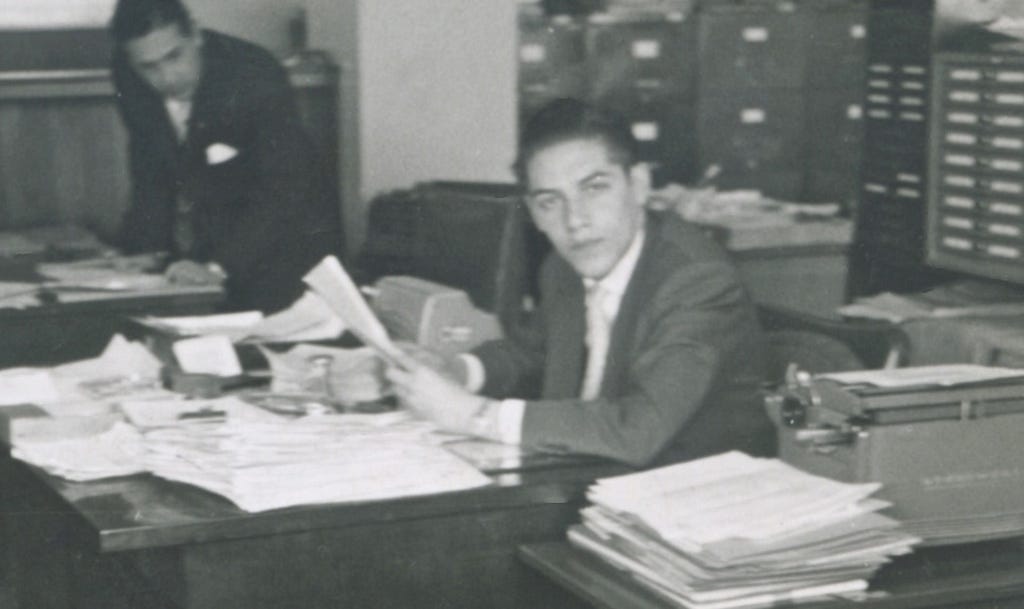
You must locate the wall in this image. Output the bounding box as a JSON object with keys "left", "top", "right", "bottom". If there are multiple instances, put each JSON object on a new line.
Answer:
{"left": 307, "top": 0, "right": 361, "bottom": 255}
{"left": 308, "top": 0, "right": 519, "bottom": 254}
{"left": 189, "top": 0, "right": 302, "bottom": 58}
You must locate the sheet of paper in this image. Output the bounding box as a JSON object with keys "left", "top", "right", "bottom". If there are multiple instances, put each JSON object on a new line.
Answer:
{"left": 818, "top": 364, "right": 1024, "bottom": 388}
{"left": 137, "top": 311, "right": 264, "bottom": 339}
{"left": 0, "top": 369, "right": 61, "bottom": 406}
{"left": 0, "top": 281, "right": 41, "bottom": 308}
{"left": 11, "top": 421, "right": 146, "bottom": 482}
{"left": 303, "top": 256, "right": 405, "bottom": 365}
{"left": 172, "top": 335, "right": 244, "bottom": 377}
{"left": 240, "top": 291, "right": 345, "bottom": 343}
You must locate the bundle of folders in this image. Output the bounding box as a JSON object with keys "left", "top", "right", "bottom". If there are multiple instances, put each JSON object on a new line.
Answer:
{"left": 569, "top": 452, "right": 920, "bottom": 609}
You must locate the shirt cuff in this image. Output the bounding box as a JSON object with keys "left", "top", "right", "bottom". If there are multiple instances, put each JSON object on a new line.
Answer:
{"left": 496, "top": 399, "right": 524, "bottom": 445}
{"left": 458, "top": 353, "right": 486, "bottom": 392}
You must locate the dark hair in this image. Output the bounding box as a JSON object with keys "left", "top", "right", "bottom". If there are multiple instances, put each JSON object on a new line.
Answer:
{"left": 109, "top": 0, "right": 193, "bottom": 44}
{"left": 513, "top": 98, "right": 639, "bottom": 183}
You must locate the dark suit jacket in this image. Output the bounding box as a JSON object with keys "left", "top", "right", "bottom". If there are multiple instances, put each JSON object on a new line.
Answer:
{"left": 112, "top": 30, "right": 342, "bottom": 313}
{"left": 475, "top": 211, "right": 774, "bottom": 466}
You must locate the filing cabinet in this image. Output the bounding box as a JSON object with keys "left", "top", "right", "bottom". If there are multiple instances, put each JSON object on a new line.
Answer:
{"left": 928, "top": 53, "right": 1024, "bottom": 284}
{"left": 517, "top": 5, "right": 699, "bottom": 184}
{"left": 518, "top": 10, "right": 589, "bottom": 116}
{"left": 517, "top": 0, "right": 867, "bottom": 200}
{"left": 849, "top": 0, "right": 945, "bottom": 297}
{"left": 586, "top": 16, "right": 696, "bottom": 101}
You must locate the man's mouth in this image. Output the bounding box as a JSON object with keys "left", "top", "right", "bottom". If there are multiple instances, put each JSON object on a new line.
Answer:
{"left": 570, "top": 238, "right": 600, "bottom": 252}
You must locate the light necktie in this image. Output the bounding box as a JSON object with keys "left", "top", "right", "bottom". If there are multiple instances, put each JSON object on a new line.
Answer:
{"left": 580, "top": 283, "right": 611, "bottom": 401}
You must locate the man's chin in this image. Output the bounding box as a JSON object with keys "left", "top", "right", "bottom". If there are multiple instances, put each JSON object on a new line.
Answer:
{"left": 566, "top": 256, "right": 613, "bottom": 280}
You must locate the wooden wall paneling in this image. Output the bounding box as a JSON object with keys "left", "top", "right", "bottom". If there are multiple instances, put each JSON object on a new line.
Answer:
{"left": 0, "top": 95, "right": 130, "bottom": 236}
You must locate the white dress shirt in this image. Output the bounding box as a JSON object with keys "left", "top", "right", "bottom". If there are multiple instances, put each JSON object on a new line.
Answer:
{"left": 165, "top": 98, "right": 192, "bottom": 142}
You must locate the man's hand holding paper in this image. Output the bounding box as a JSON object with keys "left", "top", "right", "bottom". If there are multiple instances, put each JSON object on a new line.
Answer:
{"left": 385, "top": 356, "right": 489, "bottom": 437}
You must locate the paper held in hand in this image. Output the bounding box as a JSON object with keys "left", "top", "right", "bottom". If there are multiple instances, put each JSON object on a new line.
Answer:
{"left": 303, "top": 257, "right": 407, "bottom": 368}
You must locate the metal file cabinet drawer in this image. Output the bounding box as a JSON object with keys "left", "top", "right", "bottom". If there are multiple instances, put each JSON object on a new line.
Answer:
{"left": 940, "top": 149, "right": 1024, "bottom": 174}
{"left": 697, "top": 5, "right": 809, "bottom": 90}
{"left": 518, "top": 13, "right": 587, "bottom": 92}
{"left": 615, "top": 97, "right": 698, "bottom": 183}
{"left": 804, "top": 4, "right": 867, "bottom": 89}
{"left": 586, "top": 16, "right": 696, "bottom": 101}
{"left": 805, "top": 89, "right": 864, "bottom": 162}
{"left": 696, "top": 88, "right": 805, "bottom": 169}
{"left": 941, "top": 129, "right": 1024, "bottom": 154}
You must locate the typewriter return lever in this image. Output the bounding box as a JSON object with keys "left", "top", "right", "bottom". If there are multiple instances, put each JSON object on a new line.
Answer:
{"left": 766, "top": 365, "right": 859, "bottom": 449}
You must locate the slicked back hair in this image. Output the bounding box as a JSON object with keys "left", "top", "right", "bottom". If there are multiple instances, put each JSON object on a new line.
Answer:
{"left": 514, "top": 98, "right": 639, "bottom": 184}
{"left": 109, "top": 0, "right": 193, "bottom": 45}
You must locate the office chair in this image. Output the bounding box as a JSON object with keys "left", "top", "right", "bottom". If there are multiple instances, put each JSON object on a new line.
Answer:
{"left": 758, "top": 304, "right": 908, "bottom": 382}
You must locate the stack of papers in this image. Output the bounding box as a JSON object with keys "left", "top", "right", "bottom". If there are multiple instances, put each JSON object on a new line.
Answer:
{"left": 11, "top": 422, "right": 147, "bottom": 481}
{"left": 838, "top": 280, "right": 1024, "bottom": 323}
{"left": 142, "top": 412, "right": 491, "bottom": 512}
{"left": 0, "top": 334, "right": 170, "bottom": 412}
{"left": 570, "top": 452, "right": 920, "bottom": 609}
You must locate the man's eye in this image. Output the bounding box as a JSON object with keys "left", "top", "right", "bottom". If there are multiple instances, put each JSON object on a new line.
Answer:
{"left": 531, "top": 195, "right": 559, "bottom": 211}
{"left": 583, "top": 181, "right": 610, "bottom": 194}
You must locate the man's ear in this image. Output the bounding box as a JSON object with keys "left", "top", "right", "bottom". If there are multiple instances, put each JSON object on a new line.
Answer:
{"left": 628, "top": 162, "right": 652, "bottom": 207}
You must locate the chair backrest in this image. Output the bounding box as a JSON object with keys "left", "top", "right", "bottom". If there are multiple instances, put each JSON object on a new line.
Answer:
{"left": 758, "top": 304, "right": 907, "bottom": 383}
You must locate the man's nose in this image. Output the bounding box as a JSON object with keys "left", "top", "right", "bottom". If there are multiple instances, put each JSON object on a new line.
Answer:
{"left": 151, "top": 65, "right": 177, "bottom": 93}
{"left": 563, "top": 194, "right": 590, "bottom": 230}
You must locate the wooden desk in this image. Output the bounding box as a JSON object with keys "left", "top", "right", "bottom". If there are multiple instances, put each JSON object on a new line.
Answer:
{"left": 520, "top": 540, "right": 1024, "bottom": 609}
{"left": 0, "top": 286, "right": 223, "bottom": 368}
{"left": 4, "top": 454, "right": 621, "bottom": 609}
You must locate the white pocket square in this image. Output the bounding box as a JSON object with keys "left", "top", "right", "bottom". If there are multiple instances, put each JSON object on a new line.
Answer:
{"left": 206, "top": 142, "right": 239, "bottom": 165}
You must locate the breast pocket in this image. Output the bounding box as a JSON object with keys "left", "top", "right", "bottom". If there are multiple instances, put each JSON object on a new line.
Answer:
{"left": 201, "top": 145, "right": 253, "bottom": 199}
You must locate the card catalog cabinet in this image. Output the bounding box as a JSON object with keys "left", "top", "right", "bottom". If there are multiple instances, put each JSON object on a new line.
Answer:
{"left": 927, "top": 53, "right": 1024, "bottom": 284}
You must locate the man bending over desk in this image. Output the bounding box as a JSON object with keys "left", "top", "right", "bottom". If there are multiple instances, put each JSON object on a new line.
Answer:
{"left": 388, "top": 99, "right": 773, "bottom": 467}
{"left": 109, "top": 0, "right": 342, "bottom": 313}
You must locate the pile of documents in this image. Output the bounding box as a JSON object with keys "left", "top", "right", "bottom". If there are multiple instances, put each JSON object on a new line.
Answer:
{"left": 142, "top": 412, "right": 491, "bottom": 512}
{"left": 838, "top": 280, "right": 1024, "bottom": 323}
{"left": 570, "top": 452, "right": 920, "bottom": 609}
{"left": 11, "top": 421, "right": 148, "bottom": 481}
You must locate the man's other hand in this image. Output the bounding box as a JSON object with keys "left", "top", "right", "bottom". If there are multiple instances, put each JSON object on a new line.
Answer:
{"left": 165, "top": 260, "right": 228, "bottom": 285}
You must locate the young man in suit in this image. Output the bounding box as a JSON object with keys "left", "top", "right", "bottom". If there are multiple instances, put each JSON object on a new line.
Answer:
{"left": 109, "top": 0, "right": 342, "bottom": 312}
{"left": 388, "top": 99, "right": 774, "bottom": 466}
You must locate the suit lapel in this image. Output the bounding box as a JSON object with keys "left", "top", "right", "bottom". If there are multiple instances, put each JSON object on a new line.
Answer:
{"left": 601, "top": 214, "right": 660, "bottom": 397}
{"left": 543, "top": 264, "right": 587, "bottom": 399}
